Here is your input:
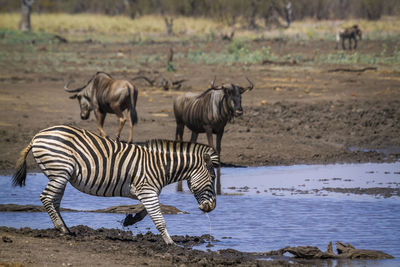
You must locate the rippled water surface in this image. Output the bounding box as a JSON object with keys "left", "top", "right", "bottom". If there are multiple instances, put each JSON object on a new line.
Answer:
{"left": 1, "top": 162, "right": 400, "bottom": 266}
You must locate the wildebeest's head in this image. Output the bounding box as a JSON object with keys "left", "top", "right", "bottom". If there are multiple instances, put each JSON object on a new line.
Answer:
{"left": 64, "top": 81, "right": 92, "bottom": 120}
{"left": 211, "top": 77, "right": 254, "bottom": 117}
{"left": 187, "top": 151, "right": 219, "bottom": 213}
{"left": 353, "top": 25, "right": 362, "bottom": 40}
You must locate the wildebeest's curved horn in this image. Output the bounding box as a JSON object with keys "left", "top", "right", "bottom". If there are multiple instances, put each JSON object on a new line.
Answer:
{"left": 240, "top": 77, "right": 254, "bottom": 94}
{"left": 210, "top": 76, "right": 223, "bottom": 90}
{"left": 246, "top": 77, "right": 254, "bottom": 91}
{"left": 64, "top": 80, "right": 84, "bottom": 93}
{"left": 211, "top": 76, "right": 217, "bottom": 89}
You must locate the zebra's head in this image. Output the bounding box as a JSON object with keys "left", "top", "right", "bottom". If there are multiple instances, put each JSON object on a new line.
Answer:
{"left": 187, "top": 151, "right": 219, "bottom": 213}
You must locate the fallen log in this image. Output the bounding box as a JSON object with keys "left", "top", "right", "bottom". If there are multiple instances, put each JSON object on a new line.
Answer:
{"left": 0, "top": 203, "right": 186, "bottom": 215}
{"left": 262, "top": 59, "right": 298, "bottom": 65}
{"left": 327, "top": 67, "right": 377, "bottom": 73}
{"left": 282, "top": 241, "right": 393, "bottom": 260}
{"left": 132, "top": 74, "right": 186, "bottom": 90}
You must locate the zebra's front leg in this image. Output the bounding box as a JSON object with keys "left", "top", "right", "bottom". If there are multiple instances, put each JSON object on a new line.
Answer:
{"left": 137, "top": 191, "right": 174, "bottom": 245}
{"left": 40, "top": 179, "right": 70, "bottom": 234}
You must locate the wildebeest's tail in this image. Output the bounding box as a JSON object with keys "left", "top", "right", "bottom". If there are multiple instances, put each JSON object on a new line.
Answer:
{"left": 12, "top": 140, "right": 33, "bottom": 187}
{"left": 128, "top": 85, "right": 138, "bottom": 125}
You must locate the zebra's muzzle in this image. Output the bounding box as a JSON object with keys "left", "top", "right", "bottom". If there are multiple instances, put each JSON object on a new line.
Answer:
{"left": 199, "top": 199, "right": 216, "bottom": 213}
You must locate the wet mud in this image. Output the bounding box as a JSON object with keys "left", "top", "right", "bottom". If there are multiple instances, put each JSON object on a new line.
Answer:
{"left": 0, "top": 226, "right": 294, "bottom": 266}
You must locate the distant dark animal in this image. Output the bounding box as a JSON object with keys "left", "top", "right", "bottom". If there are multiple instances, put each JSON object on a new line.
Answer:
{"left": 12, "top": 125, "right": 219, "bottom": 244}
{"left": 64, "top": 72, "right": 138, "bottom": 143}
{"left": 336, "top": 25, "right": 362, "bottom": 50}
{"left": 173, "top": 77, "right": 253, "bottom": 156}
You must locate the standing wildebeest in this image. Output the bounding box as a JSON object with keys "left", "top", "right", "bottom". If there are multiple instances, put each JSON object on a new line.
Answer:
{"left": 173, "top": 77, "right": 253, "bottom": 193}
{"left": 64, "top": 72, "right": 138, "bottom": 143}
{"left": 336, "top": 25, "right": 362, "bottom": 50}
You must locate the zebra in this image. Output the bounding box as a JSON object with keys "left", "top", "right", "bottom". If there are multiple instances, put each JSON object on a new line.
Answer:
{"left": 12, "top": 125, "right": 219, "bottom": 244}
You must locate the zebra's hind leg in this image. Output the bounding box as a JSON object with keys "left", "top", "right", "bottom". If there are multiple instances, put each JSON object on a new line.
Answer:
{"left": 40, "top": 178, "right": 70, "bottom": 234}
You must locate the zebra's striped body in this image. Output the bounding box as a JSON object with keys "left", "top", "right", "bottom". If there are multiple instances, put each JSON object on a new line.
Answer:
{"left": 12, "top": 125, "right": 219, "bottom": 244}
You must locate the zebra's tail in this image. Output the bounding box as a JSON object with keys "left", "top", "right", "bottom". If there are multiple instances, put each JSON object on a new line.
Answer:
{"left": 129, "top": 84, "right": 138, "bottom": 126}
{"left": 12, "top": 140, "right": 33, "bottom": 187}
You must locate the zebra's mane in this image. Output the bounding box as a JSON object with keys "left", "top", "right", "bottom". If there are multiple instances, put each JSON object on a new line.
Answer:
{"left": 137, "top": 139, "right": 219, "bottom": 166}
{"left": 139, "top": 139, "right": 209, "bottom": 151}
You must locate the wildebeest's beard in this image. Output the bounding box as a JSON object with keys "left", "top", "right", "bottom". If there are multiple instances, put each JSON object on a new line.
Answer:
{"left": 224, "top": 85, "right": 243, "bottom": 118}
{"left": 78, "top": 96, "right": 92, "bottom": 120}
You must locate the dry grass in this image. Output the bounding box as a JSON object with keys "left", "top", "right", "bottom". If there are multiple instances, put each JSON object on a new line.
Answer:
{"left": 1, "top": 13, "right": 400, "bottom": 42}
{"left": 0, "top": 13, "right": 225, "bottom": 41}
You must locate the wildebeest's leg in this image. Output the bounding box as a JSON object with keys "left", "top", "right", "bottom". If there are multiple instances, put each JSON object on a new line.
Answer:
{"left": 349, "top": 37, "right": 352, "bottom": 50}
{"left": 342, "top": 37, "right": 346, "bottom": 50}
{"left": 215, "top": 131, "right": 223, "bottom": 195}
{"left": 178, "top": 131, "right": 198, "bottom": 191}
{"left": 94, "top": 110, "right": 107, "bottom": 137}
{"left": 113, "top": 107, "right": 126, "bottom": 141}
{"left": 40, "top": 179, "right": 70, "bottom": 234}
{"left": 175, "top": 122, "right": 184, "bottom": 141}
{"left": 353, "top": 36, "right": 357, "bottom": 49}
{"left": 126, "top": 108, "right": 136, "bottom": 143}
{"left": 335, "top": 32, "right": 340, "bottom": 49}
{"left": 128, "top": 110, "right": 134, "bottom": 143}
{"left": 123, "top": 207, "right": 148, "bottom": 226}
{"left": 137, "top": 190, "right": 174, "bottom": 244}
{"left": 205, "top": 127, "right": 214, "bottom": 149}
{"left": 190, "top": 131, "right": 198, "bottom": 143}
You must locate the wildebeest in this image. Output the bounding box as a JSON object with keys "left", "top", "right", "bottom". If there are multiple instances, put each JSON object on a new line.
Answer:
{"left": 336, "top": 25, "right": 362, "bottom": 50}
{"left": 173, "top": 77, "right": 253, "bottom": 192}
{"left": 64, "top": 72, "right": 138, "bottom": 143}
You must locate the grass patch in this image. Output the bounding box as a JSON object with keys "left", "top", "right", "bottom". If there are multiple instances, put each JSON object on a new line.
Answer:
{"left": 316, "top": 50, "right": 400, "bottom": 65}
{"left": 0, "top": 29, "right": 59, "bottom": 45}
{"left": 188, "top": 40, "right": 275, "bottom": 65}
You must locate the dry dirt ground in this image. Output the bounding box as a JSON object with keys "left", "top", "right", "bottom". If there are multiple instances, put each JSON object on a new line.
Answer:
{"left": 1, "top": 38, "right": 399, "bottom": 266}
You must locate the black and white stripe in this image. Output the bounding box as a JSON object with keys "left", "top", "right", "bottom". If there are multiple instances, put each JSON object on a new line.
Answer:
{"left": 12, "top": 125, "right": 219, "bottom": 244}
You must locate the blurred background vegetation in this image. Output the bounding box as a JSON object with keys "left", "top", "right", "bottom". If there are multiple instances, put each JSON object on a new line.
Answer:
{"left": 1, "top": 0, "right": 399, "bottom": 73}
{"left": 1, "top": 0, "right": 399, "bottom": 22}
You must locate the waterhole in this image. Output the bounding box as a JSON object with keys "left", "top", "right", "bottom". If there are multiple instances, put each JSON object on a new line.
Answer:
{"left": 1, "top": 162, "right": 399, "bottom": 266}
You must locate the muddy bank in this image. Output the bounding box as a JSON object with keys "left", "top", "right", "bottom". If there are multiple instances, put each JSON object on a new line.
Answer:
{"left": 1, "top": 226, "right": 393, "bottom": 266}
{"left": 0, "top": 226, "right": 293, "bottom": 266}
{"left": 234, "top": 99, "right": 400, "bottom": 166}
{"left": 1, "top": 61, "right": 400, "bottom": 173}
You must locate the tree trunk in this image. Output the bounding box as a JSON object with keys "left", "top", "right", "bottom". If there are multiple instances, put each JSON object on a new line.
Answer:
{"left": 284, "top": 1, "right": 292, "bottom": 28}
{"left": 19, "top": 0, "right": 34, "bottom": 32}
{"left": 164, "top": 17, "right": 174, "bottom": 36}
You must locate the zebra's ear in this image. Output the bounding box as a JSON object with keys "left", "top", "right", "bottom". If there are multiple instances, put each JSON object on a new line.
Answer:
{"left": 205, "top": 152, "right": 220, "bottom": 168}
{"left": 203, "top": 153, "right": 212, "bottom": 164}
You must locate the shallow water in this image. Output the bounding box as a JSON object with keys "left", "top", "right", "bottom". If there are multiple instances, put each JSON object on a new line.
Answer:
{"left": 1, "top": 162, "right": 400, "bottom": 266}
